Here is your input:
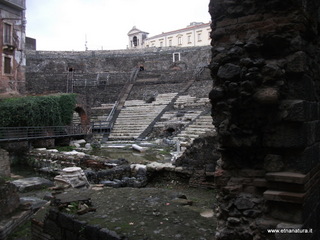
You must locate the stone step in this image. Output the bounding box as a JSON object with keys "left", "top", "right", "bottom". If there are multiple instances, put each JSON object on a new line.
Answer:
{"left": 176, "top": 133, "right": 200, "bottom": 139}
{"left": 108, "top": 135, "right": 137, "bottom": 140}
{"left": 115, "top": 117, "right": 157, "bottom": 121}
{"left": 181, "top": 130, "right": 207, "bottom": 136}
{"left": 186, "top": 125, "right": 215, "bottom": 129}
{"left": 108, "top": 133, "right": 137, "bottom": 137}
{"left": 110, "top": 129, "right": 146, "bottom": 134}
{"left": 263, "top": 190, "right": 305, "bottom": 204}
{"left": 118, "top": 113, "right": 161, "bottom": 117}
{"left": 265, "top": 172, "right": 308, "bottom": 184}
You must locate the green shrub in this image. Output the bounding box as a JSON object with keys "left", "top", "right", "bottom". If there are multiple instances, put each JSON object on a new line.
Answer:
{"left": 0, "top": 94, "right": 77, "bottom": 127}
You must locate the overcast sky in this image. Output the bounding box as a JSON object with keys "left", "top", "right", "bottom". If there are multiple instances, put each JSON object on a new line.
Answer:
{"left": 26, "top": 0, "right": 211, "bottom": 51}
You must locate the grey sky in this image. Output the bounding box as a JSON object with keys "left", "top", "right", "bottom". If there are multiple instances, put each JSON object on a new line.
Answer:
{"left": 26, "top": 0, "right": 211, "bottom": 51}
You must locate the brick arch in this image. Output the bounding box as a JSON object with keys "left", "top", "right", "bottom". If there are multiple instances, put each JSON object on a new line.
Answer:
{"left": 74, "top": 106, "right": 89, "bottom": 126}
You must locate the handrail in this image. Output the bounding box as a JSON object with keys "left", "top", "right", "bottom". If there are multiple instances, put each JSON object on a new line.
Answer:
{"left": 0, "top": 125, "right": 91, "bottom": 142}
{"left": 106, "top": 101, "right": 118, "bottom": 122}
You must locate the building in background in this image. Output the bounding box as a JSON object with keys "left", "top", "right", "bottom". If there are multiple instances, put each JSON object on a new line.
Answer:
{"left": 0, "top": 0, "right": 26, "bottom": 94}
{"left": 127, "top": 26, "right": 149, "bottom": 49}
{"left": 143, "top": 22, "right": 211, "bottom": 48}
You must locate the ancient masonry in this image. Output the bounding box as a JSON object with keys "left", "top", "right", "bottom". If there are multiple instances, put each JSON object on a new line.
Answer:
{"left": 25, "top": 47, "right": 213, "bottom": 142}
{"left": 209, "top": 0, "right": 320, "bottom": 239}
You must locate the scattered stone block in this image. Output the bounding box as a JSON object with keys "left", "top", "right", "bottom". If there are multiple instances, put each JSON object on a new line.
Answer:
{"left": 11, "top": 177, "right": 54, "bottom": 192}
{"left": 20, "top": 197, "right": 48, "bottom": 210}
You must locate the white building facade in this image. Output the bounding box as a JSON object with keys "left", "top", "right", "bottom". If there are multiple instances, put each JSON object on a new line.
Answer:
{"left": 144, "top": 22, "right": 211, "bottom": 48}
{"left": 127, "top": 26, "right": 149, "bottom": 49}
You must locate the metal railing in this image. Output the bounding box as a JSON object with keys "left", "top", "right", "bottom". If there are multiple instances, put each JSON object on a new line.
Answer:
{"left": 92, "top": 101, "right": 118, "bottom": 132}
{"left": 0, "top": 125, "right": 91, "bottom": 142}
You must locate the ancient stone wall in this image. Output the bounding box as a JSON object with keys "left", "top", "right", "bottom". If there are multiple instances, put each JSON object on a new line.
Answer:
{"left": 209, "top": 0, "right": 320, "bottom": 239}
{"left": 0, "top": 148, "right": 10, "bottom": 177}
{"left": 26, "top": 47, "right": 212, "bottom": 114}
{"left": 0, "top": 179, "right": 20, "bottom": 216}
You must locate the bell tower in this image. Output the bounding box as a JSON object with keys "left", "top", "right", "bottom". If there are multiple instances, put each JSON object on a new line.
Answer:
{"left": 127, "top": 26, "right": 149, "bottom": 49}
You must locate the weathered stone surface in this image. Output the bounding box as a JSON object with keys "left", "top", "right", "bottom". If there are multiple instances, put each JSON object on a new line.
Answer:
{"left": 0, "top": 149, "right": 10, "bottom": 178}
{"left": 263, "top": 190, "right": 305, "bottom": 204}
{"left": 265, "top": 172, "right": 308, "bottom": 184}
{"left": 11, "top": 177, "right": 54, "bottom": 192}
{"left": 209, "top": 0, "right": 320, "bottom": 238}
{"left": 286, "top": 51, "right": 307, "bottom": 73}
{"left": 0, "top": 181, "right": 20, "bottom": 216}
{"left": 217, "top": 63, "right": 241, "bottom": 80}
{"left": 264, "top": 154, "right": 284, "bottom": 172}
{"left": 20, "top": 197, "right": 48, "bottom": 210}
{"left": 234, "top": 197, "right": 255, "bottom": 210}
{"left": 253, "top": 87, "right": 279, "bottom": 105}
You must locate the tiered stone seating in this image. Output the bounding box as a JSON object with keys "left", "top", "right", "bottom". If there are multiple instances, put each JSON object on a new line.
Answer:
{"left": 174, "top": 94, "right": 210, "bottom": 109}
{"left": 154, "top": 110, "right": 202, "bottom": 129}
{"left": 108, "top": 93, "right": 177, "bottom": 140}
{"left": 173, "top": 114, "right": 215, "bottom": 144}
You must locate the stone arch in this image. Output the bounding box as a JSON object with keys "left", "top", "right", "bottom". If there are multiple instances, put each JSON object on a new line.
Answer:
{"left": 74, "top": 106, "right": 89, "bottom": 126}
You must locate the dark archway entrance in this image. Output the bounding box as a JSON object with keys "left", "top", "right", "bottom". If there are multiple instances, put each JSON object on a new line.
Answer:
{"left": 74, "top": 106, "right": 89, "bottom": 126}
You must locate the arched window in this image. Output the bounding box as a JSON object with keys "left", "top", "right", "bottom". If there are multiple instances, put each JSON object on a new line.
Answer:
{"left": 133, "top": 36, "right": 138, "bottom": 47}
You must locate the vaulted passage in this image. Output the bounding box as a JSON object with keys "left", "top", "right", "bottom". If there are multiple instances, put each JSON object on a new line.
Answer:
{"left": 209, "top": 0, "right": 320, "bottom": 239}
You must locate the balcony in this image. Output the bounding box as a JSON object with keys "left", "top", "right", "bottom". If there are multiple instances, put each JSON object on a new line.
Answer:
{"left": 1, "top": 0, "right": 26, "bottom": 10}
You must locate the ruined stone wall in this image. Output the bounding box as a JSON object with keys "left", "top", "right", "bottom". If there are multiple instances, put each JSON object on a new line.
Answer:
{"left": 0, "top": 148, "right": 10, "bottom": 177}
{"left": 25, "top": 47, "right": 211, "bottom": 103}
{"left": 209, "top": 0, "right": 320, "bottom": 239}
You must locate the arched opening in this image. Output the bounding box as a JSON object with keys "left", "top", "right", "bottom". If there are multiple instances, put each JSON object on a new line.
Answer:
{"left": 74, "top": 106, "right": 88, "bottom": 126}
{"left": 133, "top": 36, "right": 138, "bottom": 47}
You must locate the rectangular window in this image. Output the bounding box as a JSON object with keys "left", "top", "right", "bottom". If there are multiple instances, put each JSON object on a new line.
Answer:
{"left": 160, "top": 41, "right": 163, "bottom": 47}
{"left": 197, "top": 33, "right": 202, "bottom": 41}
{"left": 178, "top": 37, "right": 182, "bottom": 45}
{"left": 4, "top": 57, "right": 11, "bottom": 74}
{"left": 4, "top": 23, "right": 12, "bottom": 44}
{"left": 173, "top": 52, "right": 180, "bottom": 62}
{"left": 188, "top": 35, "right": 191, "bottom": 43}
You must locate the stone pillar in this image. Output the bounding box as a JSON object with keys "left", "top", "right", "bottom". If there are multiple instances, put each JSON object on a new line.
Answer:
{"left": 0, "top": 148, "right": 10, "bottom": 177}
{"left": 209, "top": 0, "right": 320, "bottom": 239}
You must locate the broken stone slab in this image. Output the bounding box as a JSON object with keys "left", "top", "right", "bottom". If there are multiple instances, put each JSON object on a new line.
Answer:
{"left": 20, "top": 197, "right": 48, "bottom": 211}
{"left": 147, "top": 162, "right": 175, "bottom": 171}
{"left": 132, "top": 144, "right": 147, "bottom": 152}
{"left": 62, "top": 150, "right": 86, "bottom": 156}
{"left": 11, "top": 177, "right": 54, "bottom": 192}
{"left": 70, "top": 139, "right": 86, "bottom": 146}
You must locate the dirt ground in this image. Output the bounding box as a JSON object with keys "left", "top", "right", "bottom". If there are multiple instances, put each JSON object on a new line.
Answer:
{"left": 54, "top": 184, "right": 216, "bottom": 240}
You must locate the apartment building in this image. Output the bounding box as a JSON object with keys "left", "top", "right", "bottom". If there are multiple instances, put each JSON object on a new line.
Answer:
{"left": 0, "top": 0, "right": 26, "bottom": 94}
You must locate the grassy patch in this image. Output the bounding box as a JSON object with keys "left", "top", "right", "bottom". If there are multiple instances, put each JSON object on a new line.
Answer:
{"left": 55, "top": 146, "right": 76, "bottom": 152}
